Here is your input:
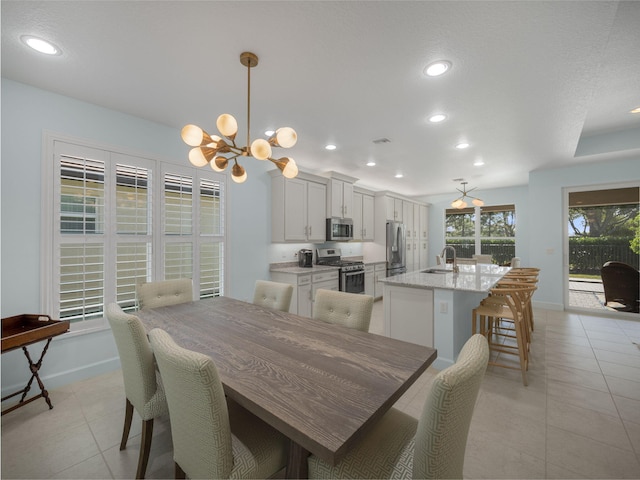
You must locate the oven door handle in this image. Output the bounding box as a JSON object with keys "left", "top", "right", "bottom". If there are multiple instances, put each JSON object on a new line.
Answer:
{"left": 343, "top": 270, "right": 365, "bottom": 277}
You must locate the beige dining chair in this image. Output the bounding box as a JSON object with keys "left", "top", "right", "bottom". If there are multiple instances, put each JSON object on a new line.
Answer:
{"left": 313, "top": 289, "right": 374, "bottom": 332}
{"left": 105, "top": 303, "right": 169, "bottom": 479}
{"left": 307, "top": 334, "right": 489, "bottom": 479}
{"left": 252, "top": 280, "right": 294, "bottom": 312}
{"left": 136, "top": 278, "right": 193, "bottom": 310}
{"left": 472, "top": 254, "right": 493, "bottom": 264}
{"left": 147, "top": 328, "right": 288, "bottom": 480}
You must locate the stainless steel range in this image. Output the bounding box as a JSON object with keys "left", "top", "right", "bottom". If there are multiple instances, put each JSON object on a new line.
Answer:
{"left": 316, "top": 248, "right": 365, "bottom": 294}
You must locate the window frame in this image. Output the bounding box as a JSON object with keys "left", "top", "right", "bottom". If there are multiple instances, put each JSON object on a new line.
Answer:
{"left": 41, "top": 132, "right": 227, "bottom": 334}
{"left": 445, "top": 204, "right": 516, "bottom": 261}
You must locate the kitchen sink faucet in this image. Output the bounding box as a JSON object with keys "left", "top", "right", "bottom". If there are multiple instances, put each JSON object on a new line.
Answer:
{"left": 441, "top": 246, "right": 459, "bottom": 273}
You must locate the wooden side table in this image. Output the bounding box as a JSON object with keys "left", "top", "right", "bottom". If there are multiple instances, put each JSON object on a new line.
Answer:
{"left": 1, "top": 314, "right": 70, "bottom": 415}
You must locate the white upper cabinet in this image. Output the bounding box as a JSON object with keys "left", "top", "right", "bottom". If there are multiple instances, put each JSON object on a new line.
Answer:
{"left": 403, "top": 201, "right": 414, "bottom": 238}
{"left": 419, "top": 204, "right": 428, "bottom": 240}
{"left": 384, "top": 196, "right": 403, "bottom": 222}
{"left": 271, "top": 172, "right": 327, "bottom": 243}
{"left": 353, "top": 189, "right": 375, "bottom": 242}
{"left": 327, "top": 178, "right": 354, "bottom": 219}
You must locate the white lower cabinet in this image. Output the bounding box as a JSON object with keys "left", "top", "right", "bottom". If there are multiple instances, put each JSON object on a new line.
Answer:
{"left": 297, "top": 278, "right": 313, "bottom": 318}
{"left": 374, "top": 262, "right": 386, "bottom": 299}
{"left": 364, "top": 264, "right": 375, "bottom": 297}
{"left": 270, "top": 269, "right": 338, "bottom": 316}
{"left": 383, "top": 285, "right": 434, "bottom": 348}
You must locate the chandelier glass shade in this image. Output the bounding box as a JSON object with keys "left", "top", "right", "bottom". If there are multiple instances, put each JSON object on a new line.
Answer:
{"left": 181, "top": 52, "right": 298, "bottom": 183}
{"left": 451, "top": 181, "right": 484, "bottom": 209}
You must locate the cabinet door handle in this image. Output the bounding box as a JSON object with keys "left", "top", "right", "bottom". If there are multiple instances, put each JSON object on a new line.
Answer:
{"left": 309, "top": 225, "right": 312, "bottom": 235}
{"left": 304, "top": 225, "right": 308, "bottom": 236}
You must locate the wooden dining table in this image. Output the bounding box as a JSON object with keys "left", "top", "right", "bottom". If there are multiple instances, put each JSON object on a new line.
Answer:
{"left": 136, "top": 296, "right": 437, "bottom": 479}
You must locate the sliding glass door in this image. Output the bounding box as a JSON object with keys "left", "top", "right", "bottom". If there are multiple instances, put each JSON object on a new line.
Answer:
{"left": 565, "top": 184, "right": 639, "bottom": 314}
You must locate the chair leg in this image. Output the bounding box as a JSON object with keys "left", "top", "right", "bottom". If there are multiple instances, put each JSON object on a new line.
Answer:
{"left": 136, "top": 418, "right": 154, "bottom": 479}
{"left": 120, "top": 398, "right": 134, "bottom": 450}
{"left": 175, "top": 462, "right": 186, "bottom": 479}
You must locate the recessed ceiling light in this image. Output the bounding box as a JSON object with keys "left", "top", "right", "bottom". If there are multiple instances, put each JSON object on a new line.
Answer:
{"left": 424, "top": 60, "right": 451, "bottom": 77}
{"left": 474, "top": 159, "right": 485, "bottom": 167}
{"left": 455, "top": 142, "right": 470, "bottom": 149}
{"left": 630, "top": 107, "right": 640, "bottom": 114}
{"left": 429, "top": 114, "right": 447, "bottom": 123}
{"left": 21, "top": 35, "right": 61, "bottom": 55}
{"left": 395, "top": 173, "right": 404, "bottom": 178}
{"left": 366, "top": 160, "right": 376, "bottom": 166}
{"left": 325, "top": 144, "right": 337, "bottom": 151}
{"left": 264, "top": 130, "right": 275, "bottom": 136}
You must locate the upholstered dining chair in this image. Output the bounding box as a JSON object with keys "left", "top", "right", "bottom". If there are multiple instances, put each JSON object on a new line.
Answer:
{"left": 307, "top": 334, "right": 489, "bottom": 479}
{"left": 136, "top": 278, "right": 193, "bottom": 310}
{"left": 147, "top": 328, "right": 288, "bottom": 480}
{"left": 105, "top": 303, "right": 168, "bottom": 479}
{"left": 252, "top": 280, "right": 294, "bottom": 312}
{"left": 313, "top": 289, "right": 374, "bottom": 332}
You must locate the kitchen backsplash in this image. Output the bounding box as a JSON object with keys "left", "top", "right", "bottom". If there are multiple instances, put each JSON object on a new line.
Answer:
{"left": 269, "top": 242, "right": 364, "bottom": 264}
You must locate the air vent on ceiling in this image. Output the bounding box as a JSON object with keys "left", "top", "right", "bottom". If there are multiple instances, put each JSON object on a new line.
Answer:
{"left": 373, "top": 138, "right": 391, "bottom": 144}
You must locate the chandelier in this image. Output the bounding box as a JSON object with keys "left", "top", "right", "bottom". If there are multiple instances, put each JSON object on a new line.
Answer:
{"left": 181, "top": 52, "right": 298, "bottom": 183}
{"left": 451, "top": 181, "right": 484, "bottom": 209}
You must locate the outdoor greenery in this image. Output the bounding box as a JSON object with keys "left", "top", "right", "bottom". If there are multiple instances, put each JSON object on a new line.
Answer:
{"left": 446, "top": 208, "right": 516, "bottom": 238}
{"left": 445, "top": 239, "right": 515, "bottom": 266}
{"left": 569, "top": 204, "right": 639, "bottom": 274}
{"left": 569, "top": 237, "right": 639, "bottom": 275}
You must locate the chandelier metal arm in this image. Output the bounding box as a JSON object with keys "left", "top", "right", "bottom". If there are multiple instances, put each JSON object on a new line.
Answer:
{"left": 451, "top": 181, "right": 484, "bottom": 208}
{"left": 181, "top": 51, "right": 298, "bottom": 183}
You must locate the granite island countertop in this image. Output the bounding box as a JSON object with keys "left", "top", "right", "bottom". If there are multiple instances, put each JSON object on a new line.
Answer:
{"left": 379, "top": 263, "right": 510, "bottom": 293}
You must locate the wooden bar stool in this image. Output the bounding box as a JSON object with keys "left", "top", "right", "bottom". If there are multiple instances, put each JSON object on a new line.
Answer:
{"left": 472, "top": 284, "right": 536, "bottom": 386}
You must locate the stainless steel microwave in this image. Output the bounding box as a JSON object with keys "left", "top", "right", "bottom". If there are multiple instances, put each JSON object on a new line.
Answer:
{"left": 326, "top": 217, "right": 353, "bottom": 241}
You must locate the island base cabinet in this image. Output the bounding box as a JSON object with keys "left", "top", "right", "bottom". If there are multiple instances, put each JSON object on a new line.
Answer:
{"left": 383, "top": 285, "right": 433, "bottom": 348}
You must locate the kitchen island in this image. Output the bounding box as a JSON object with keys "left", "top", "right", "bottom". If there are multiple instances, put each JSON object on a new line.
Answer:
{"left": 380, "top": 263, "right": 509, "bottom": 370}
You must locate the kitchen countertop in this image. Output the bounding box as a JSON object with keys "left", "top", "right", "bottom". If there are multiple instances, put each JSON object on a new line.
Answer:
{"left": 269, "top": 264, "right": 340, "bottom": 274}
{"left": 379, "top": 263, "right": 510, "bottom": 293}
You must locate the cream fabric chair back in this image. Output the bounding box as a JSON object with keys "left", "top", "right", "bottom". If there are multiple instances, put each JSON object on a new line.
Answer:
{"left": 106, "top": 303, "right": 166, "bottom": 420}
{"left": 137, "top": 278, "right": 193, "bottom": 310}
{"left": 148, "top": 328, "right": 288, "bottom": 479}
{"left": 413, "top": 334, "right": 489, "bottom": 479}
{"left": 306, "top": 334, "right": 488, "bottom": 479}
{"left": 148, "top": 328, "right": 234, "bottom": 479}
{"left": 313, "top": 289, "right": 374, "bottom": 332}
{"left": 253, "top": 280, "right": 294, "bottom": 312}
{"left": 105, "top": 303, "right": 168, "bottom": 479}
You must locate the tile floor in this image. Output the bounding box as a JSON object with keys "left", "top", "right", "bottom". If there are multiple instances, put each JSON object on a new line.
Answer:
{"left": 2, "top": 302, "right": 640, "bottom": 479}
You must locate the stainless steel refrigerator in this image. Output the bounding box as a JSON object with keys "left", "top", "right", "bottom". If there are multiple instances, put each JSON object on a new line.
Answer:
{"left": 386, "top": 221, "right": 406, "bottom": 276}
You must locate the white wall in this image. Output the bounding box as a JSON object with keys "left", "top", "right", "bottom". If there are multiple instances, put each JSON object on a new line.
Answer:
{"left": 1, "top": 79, "right": 272, "bottom": 394}
{"left": 527, "top": 159, "right": 640, "bottom": 309}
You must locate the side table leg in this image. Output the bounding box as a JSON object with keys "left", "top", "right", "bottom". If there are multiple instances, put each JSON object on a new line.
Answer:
{"left": 18, "top": 339, "right": 54, "bottom": 409}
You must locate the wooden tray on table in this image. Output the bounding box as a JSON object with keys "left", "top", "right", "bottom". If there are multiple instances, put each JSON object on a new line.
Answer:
{"left": 2, "top": 314, "right": 70, "bottom": 353}
{"left": 2, "top": 314, "right": 70, "bottom": 415}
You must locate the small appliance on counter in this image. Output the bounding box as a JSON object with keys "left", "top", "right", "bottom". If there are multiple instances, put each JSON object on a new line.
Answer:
{"left": 298, "top": 249, "right": 313, "bottom": 268}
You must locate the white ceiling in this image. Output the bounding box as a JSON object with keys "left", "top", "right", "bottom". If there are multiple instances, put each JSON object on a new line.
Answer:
{"left": 2, "top": 1, "right": 640, "bottom": 196}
